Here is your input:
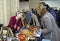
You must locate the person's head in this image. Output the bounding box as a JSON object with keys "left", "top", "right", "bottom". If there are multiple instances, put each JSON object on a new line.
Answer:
{"left": 36, "top": 2, "right": 43, "bottom": 16}
{"left": 41, "top": 2, "right": 50, "bottom": 12}
{"left": 37, "top": 3, "right": 47, "bottom": 17}
{"left": 16, "top": 10, "right": 23, "bottom": 19}
{"left": 38, "top": 2, "right": 45, "bottom": 13}
{"left": 44, "top": 4, "right": 50, "bottom": 12}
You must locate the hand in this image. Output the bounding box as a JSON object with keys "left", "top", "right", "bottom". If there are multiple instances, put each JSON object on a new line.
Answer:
{"left": 21, "top": 17, "right": 25, "bottom": 21}
{"left": 14, "top": 24, "right": 16, "bottom": 29}
{"left": 40, "top": 28, "right": 43, "bottom": 32}
{"left": 17, "top": 27, "right": 20, "bottom": 31}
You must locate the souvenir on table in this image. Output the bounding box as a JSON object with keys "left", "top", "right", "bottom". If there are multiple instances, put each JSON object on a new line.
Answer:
{"left": 2, "top": 27, "right": 9, "bottom": 41}
{"left": 22, "top": 29, "right": 31, "bottom": 37}
{"left": 18, "top": 29, "right": 31, "bottom": 41}
{"left": 11, "top": 38, "right": 19, "bottom": 41}
{"left": 18, "top": 34, "right": 25, "bottom": 41}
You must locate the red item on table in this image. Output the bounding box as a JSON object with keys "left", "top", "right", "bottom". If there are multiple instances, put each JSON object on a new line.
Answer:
{"left": 18, "top": 34, "right": 25, "bottom": 41}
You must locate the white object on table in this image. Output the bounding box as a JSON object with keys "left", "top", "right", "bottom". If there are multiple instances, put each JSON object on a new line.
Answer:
{"left": 3, "top": 30, "right": 7, "bottom": 35}
{"left": 8, "top": 37, "right": 20, "bottom": 41}
{"left": 8, "top": 37, "right": 12, "bottom": 41}
{"left": 42, "top": 39, "right": 51, "bottom": 41}
{"left": 15, "top": 33, "right": 19, "bottom": 37}
{"left": 3, "top": 35, "right": 6, "bottom": 38}
{"left": 36, "top": 30, "right": 41, "bottom": 37}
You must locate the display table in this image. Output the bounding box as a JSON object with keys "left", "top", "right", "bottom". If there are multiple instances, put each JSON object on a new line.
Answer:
{"left": 1, "top": 26, "right": 42, "bottom": 41}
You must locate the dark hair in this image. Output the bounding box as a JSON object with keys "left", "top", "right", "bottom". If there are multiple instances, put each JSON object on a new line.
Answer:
{"left": 45, "top": 4, "right": 51, "bottom": 11}
{"left": 40, "top": 2, "right": 51, "bottom": 12}
{"left": 41, "top": 2, "right": 46, "bottom": 6}
{"left": 31, "top": 8, "right": 34, "bottom": 10}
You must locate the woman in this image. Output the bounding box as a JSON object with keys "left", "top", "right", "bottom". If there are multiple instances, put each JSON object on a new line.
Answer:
{"left": 8, "top": 11, "right": 23, "bottom": 36}
{"left": 37, "top": 3, "right": 60, "bottom": 41}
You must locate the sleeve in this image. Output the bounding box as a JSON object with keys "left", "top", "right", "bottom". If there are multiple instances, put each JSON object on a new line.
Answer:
{"left": 8, "top": 17, "right": 14, "bottom": 28}
{"left": 42, "top": 17, "right": 53, "bottom": 34}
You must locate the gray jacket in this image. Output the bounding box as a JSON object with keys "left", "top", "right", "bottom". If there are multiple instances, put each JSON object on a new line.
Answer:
{"left": 41, "top": 12, "right": 60, "bottom": 41}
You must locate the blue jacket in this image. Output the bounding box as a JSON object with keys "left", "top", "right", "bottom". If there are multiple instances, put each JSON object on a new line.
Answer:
{"left": 26, "top": 11, "right": 31, "bottom": 23}
{"left": 50, "top": 9, "right": 57, "bottom": 21}
{"left": 32, "top": 10, "right": 37, "bottom": 15}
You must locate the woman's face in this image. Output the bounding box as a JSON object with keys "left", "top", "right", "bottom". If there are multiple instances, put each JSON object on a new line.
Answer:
{"left": 36, "top": 4, "right": 44, "bottom": 15}
{"left": 17, "top": 13, "right": 23, "bottom": 19}
{"left": 37, "top": 4, "right": 46, "bottom": 17}
{"left": 36, "top": 7, "right": 43, "bottom": 17}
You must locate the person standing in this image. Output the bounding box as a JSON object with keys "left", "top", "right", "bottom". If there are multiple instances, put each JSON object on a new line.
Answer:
{"left": 37, "top": 3, "right": 60, "bottom": 41}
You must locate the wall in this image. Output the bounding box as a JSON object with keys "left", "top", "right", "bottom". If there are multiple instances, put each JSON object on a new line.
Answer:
{"left": 0, "top": 0, "right": 19, "bottom": 26}
{"left": 19, "top": 0, "right": 60, "bottom": 10}
{"left": 19, "top": 2, "right": 29, "bottom": 10}
{"left": 29, "top": 0, "right": 40, "bottom": 9}
{"left": 0, "top": 0, "right": 4, "bottom": 24}
{"left": 19, "top": 0, "right": 40, "bottom": 10}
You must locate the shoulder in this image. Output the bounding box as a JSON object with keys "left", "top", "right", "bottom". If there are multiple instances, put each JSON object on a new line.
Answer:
{"left": 41, "top": 13, "right": 51, "bottom": 21}
{"left": 10, "top": 16, "right": 16, "bottom": 21}
{"left": 42, "top": 14, "right": 49, "bottom": 20}
{"left": 10, "top": 16, "right": 16, "bottom": 19}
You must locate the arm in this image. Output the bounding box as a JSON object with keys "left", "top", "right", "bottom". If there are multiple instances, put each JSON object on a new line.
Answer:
{"left": 8, "top": 17, "right": 14, "bottom": 28}
{"left": 8, "top": 28, "right": 14, "bottom": 37}
{"left": 8, "top": 17, "right": 14, "bottom": 36}
{"left": 41, "top": 17, "right": 53, "bottom": 34}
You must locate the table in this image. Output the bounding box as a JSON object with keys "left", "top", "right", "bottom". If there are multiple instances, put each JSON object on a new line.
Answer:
{"left": 8, "top": 37, "right": 20, "bottom": 41}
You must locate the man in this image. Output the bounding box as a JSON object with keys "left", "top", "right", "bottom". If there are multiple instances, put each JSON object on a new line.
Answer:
{"left": 37, "top": 3, "right": 60, "bottom": 41}
{"left": 8, "top": 11, "right": 23, "bottom": 36}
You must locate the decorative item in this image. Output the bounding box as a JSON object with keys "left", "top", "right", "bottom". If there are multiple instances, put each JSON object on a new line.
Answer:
{"left": 18, "top": 34, "right": 25, "bottom": 41}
